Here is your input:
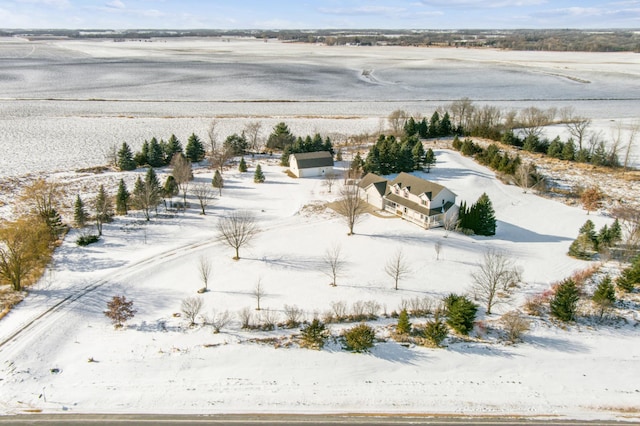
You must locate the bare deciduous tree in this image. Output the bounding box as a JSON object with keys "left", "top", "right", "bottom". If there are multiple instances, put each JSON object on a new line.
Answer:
{"left": 253, "top": 278, "right": 265, "bottom": 311}
{"left": 564, "top": 112, "right": 592, "bottom": 151}
{"left": 203, "top": 310, "right": 232, "bottom": 333}
{"left": 181, "top": 296, "right": 203, "bottom": 326}
{"left": 500, "top": 310, "right": 530, "bottom": 343}
{"left": 581, "top": 186, "right": 603, "bottom": 215}
{"left": 243, "top": 121, "right": 263, "bottom": 153}
{"left": 322, "top": 243, "right": 346, "bottom": 286}
{"left": 516, "top": 162, "right": 546, "bottom": 194}
{"left": 385, "top": 249, "right": 412, "bottom": 291}
{"left": 434, "top": 241, "right": 442, "bottom": 260}
{"left": 191, "top": 182, "right": 215, "bottom": 215}
{"left": 622, "top": 121, "right": 639, "bottom": 172}
{"left": 388, "top": 109, "right": 408, "bottom": 134}
{"left": 443, "top": 211, "right": 458, "bottom": 238}
{"left": 198, "top": 255, "right": 212, "bottom": 292}
{"left": 519, "top": 106, "right": 556, "bottom": 139}
{"left": 171, "top": 154, "right": 193, "bottom": 207}
{"left": 612, "top": 205, "right": 640, "bottom": 255}
{"left": 335, "top": 184, "right": 368, "bottom": 236}
{"left": 216, "top": 210, "right": 260, "bottom": 260}
{"left": 471, "top": 250, "right": 522, "bottom": 315}
{"left": 449, "top": 97, "right": 475, "bottom": 130}
{"left": 207, "top": 119, "right": 233, "bottom": 174}
{"left": 104, "top": 295, "right": 136, "bottom": 329}
{"left": 322, "top": 172, "right": 338, "bottom": 194}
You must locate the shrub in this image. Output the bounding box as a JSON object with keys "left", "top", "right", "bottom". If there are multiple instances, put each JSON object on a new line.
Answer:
{"left": 617, "top": 255, "right": 640, "bottom": 292}
{"left": 76, "top": 234, "right": 99, "bottom": 246}
{"left": 422, "top": 316, "right": 448, "bottom": 347}
{"left": 204, "top": 310, "right": 232, "bottom": 333}
{"left": 104, "top": 295, "right": 136, "bottom": 328}
{"left": 443, "top": 294, "right": 477, "bottom": 335}
{"left": 330, "top": 300, "right": 348, "bottom": 322}
{"left": 300, "top": 319, "right": 329, "bottom": 350}
{"left": 500, "top": 311, "right": 530, "bottom": 343}
{"left": 283, "top": 304, "right": 304, "bottom": 328}
{"left": 238, "top": 307, "right": 253, "bottom": 329}
{"left": 592, "top": 275, "right": 616, "bottom": 320}
{"left": 396, "top": 309, "right": 411, "bottom": 334}
{"left": 550, "top": 279, "right": 580, "bottom": 322}
{"left": 343, "top": 323, "right": 375, "bottom": 352}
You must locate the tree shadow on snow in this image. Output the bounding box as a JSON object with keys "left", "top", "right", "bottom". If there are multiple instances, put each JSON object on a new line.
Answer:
{"left": 369, "top": 341, "right": 428, "bottom": 364}
{"left": 248, "top": 254, "right": 327, "bottom": 272}
{"left": 483, "top": 220, "right": 572, "bottom": 244}
{"left": 525, "top": 335, "right": 588, "bottom": 353}
{"left": 446, "top": 341, "right": 516, "bottom": 358}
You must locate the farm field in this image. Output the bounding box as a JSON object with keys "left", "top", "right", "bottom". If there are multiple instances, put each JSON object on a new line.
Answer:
{"left": 1, "top": 37, "right": 639, "bottom": 177}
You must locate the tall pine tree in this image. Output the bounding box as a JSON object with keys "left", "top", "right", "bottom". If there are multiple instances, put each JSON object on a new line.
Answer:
{"left": 185, "top": 133, "right": 206, "bottom": 163}
{"left": 115, "top": 178, "right": 130, "bottom": 215}
{"left": 74, "top": 194, "right": 88, "bottom": 227}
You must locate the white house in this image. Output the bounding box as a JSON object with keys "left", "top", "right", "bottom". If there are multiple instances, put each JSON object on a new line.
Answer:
{"left": 289, "top": 151, "right": 334, "bottom": 178}
{"left": 359, "top": 172, "right": 457, "bottom": 229}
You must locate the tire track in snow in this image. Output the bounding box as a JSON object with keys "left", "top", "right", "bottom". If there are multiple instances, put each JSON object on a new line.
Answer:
{"left": 0, "top": 212, "right": 330, "bottom": 356}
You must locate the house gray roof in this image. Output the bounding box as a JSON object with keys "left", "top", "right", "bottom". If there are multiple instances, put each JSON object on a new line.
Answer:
{"left": 358, "top": 173, "right": 388, "bottom": 196}
{"left": 388, "top": 172, "right": 451, "bottom": 200}
{"left": 386, "top": 193, "right": 455, "bottom": 217}
{"left": 290, "top": 151, "right": 334, "bottom": 169}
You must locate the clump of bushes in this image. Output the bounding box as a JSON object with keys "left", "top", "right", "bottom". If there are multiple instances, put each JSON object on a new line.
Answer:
{"left": 443, "top": 294, "right": 478, "bottom": 335}
{"left": 343, "top": 323, "right": 376, "bottom": 353}
{"left": 300, "top": 319, "right": 329, "bottom": 350}
{"left": 76, "top": 234, "right": 99, "bottom": 246}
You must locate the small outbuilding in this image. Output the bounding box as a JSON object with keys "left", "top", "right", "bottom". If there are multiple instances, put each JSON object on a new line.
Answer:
{"left": 289, "top": 151, "right": 334, "bottom": 178}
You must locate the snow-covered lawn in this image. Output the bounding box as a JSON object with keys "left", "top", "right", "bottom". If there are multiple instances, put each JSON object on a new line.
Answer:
{"left": 1, "top": 150, "right": 637, "bottom": 421}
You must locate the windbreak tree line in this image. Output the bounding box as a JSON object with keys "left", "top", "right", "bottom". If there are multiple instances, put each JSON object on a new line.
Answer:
{"left": 117, "top": 133, "right": 206, "bottom": 171}
{"left": 363, "top": 134, "right": 435, "bottom": 175}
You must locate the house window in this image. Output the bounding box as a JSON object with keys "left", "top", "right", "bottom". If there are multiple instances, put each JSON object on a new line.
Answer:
{"left": 421, "top": 199, "right": 427, "bottom": 206}
{"left": 403, "top": 207, "right": 407, "bottom": 213}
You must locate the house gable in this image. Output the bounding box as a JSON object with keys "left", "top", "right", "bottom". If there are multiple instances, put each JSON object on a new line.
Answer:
{"left": 289, "top": 151, "right": 334, "bottom": 178}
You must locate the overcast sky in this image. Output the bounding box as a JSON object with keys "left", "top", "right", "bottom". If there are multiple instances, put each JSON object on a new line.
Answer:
{"left": 2, "top": 0, "right": 639, "bottom": 30}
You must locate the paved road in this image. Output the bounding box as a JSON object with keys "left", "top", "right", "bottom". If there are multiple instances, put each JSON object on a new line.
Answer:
{"left": 0, "top": 414, "right": 627, "bottom": 425}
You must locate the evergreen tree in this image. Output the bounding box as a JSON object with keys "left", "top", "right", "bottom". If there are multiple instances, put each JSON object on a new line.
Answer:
{"left": 562, "top": 139, "right": 576, "bottom": 161}
{"left": 266, "top": 122, "right": 295, "bottom": 150}
{"left": 396, "top": 309, "right": 411, "bottom": 335}
{"left": 300, "top": 319, "right": 329, "bottom": 350}
{"left": 163, "top": 175, "right": 179, "bottom": 198}
{"left": 94, "top": 184, "right": 113, "bottom": 236}
{"left": 135, "top": 140, "right": 150, "bottom": 166}
{"left": 147, "top": 137, "right": 165, "bottom": 167}
{"left": 254, "top": 164, "right": 265, "bottom": 183}
{"left": 335, "top": 149, "right": 343, "bottom": 162}
{"left": 411, "top": 141, "right": 426, "bottom": 171}
{"left": 424, "top": 148, "right": 436, "bottom": 173}
{"left": 74, "top": 194, "right": 88, "bottom": 227}
{"left": 115, "top": 178, "right": 130, "bottom": 215}
{"left": 44, "top": 208, "right": 66, "bottom": 239}
{"left": 550, "top": 279, "right": 580, "bottom": 322}
{"left": 428, "top": 111, "right": 441, "bottom": 138}
{"left": 238, "top": 157, "right": 248, "bottom": 172}
{"left": 617, "top": 255, "right": 640, "bottom": 292}
{"left": 418, "top": 117, "right": 429, "bottom": 138}
{"left": 423, "top": 315, "right": 448, "bottom": 347}
{"left": 117, "top": 142, "right": 137, "bottom": 171}
{"left": 610, "top": 219, "right": 622, "bottom": 244}
{"left": 164, "top": 134, "right": 183, "bottom": 163}
{"left": 185, "top": 133, "right": 206, "bottom": 163}
{"left": 212, "top": 169, "right": 224, "bottom": 195}
{"left": 444, "top": 294, "right": 477, "bottom": 335}
{"left": 592, "top": 275, "right": 616, "bottom": 319}
{"left": 404, "top": 117, "right": 417, "bottom": 136}
{"left": 224, "top": 133, "right": 248, "bottom": 156}
{"left": 438, "top": 112, "right": 453, "bottom": 136}
{"left": 475, "top": 193, "right": 496, "bottom": 236}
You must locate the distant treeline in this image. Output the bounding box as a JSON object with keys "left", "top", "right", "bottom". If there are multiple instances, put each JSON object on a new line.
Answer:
{"left": 4, "top": 29, "right": 639, "bottom": 52}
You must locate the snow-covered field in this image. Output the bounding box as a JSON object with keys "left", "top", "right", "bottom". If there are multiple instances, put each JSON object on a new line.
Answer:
{"left": 1, "top": 37, "right": 639, "bottom": 177}
{"left": 1, "top": 150, "right": 638, "bottom": 420}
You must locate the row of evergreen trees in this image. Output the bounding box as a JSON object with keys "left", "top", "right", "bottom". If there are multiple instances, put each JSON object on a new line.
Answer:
{"left": 458, "top": 193, "right": 497, "bottom": 236}
{"left": 363, "top": 135, "right": 436, "bottom": 175}
{"left": 502, "top": 132, "right": 619, "bottom": 167}
{"left": 403, "top": 111, "right": 455, "bottom": 139}
{"left": 116, "top": 133, "right": 206, "bottom": 171}
{"left": 568, "top": 219, "right": 622, "bottom": 260}
{"left": 452, "top": 137, "right": 522, "bottom": 177}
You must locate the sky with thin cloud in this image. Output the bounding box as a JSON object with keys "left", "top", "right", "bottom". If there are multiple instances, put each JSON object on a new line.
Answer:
{"left": 1, "top": 0, "right": 639, "bottom": 29}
